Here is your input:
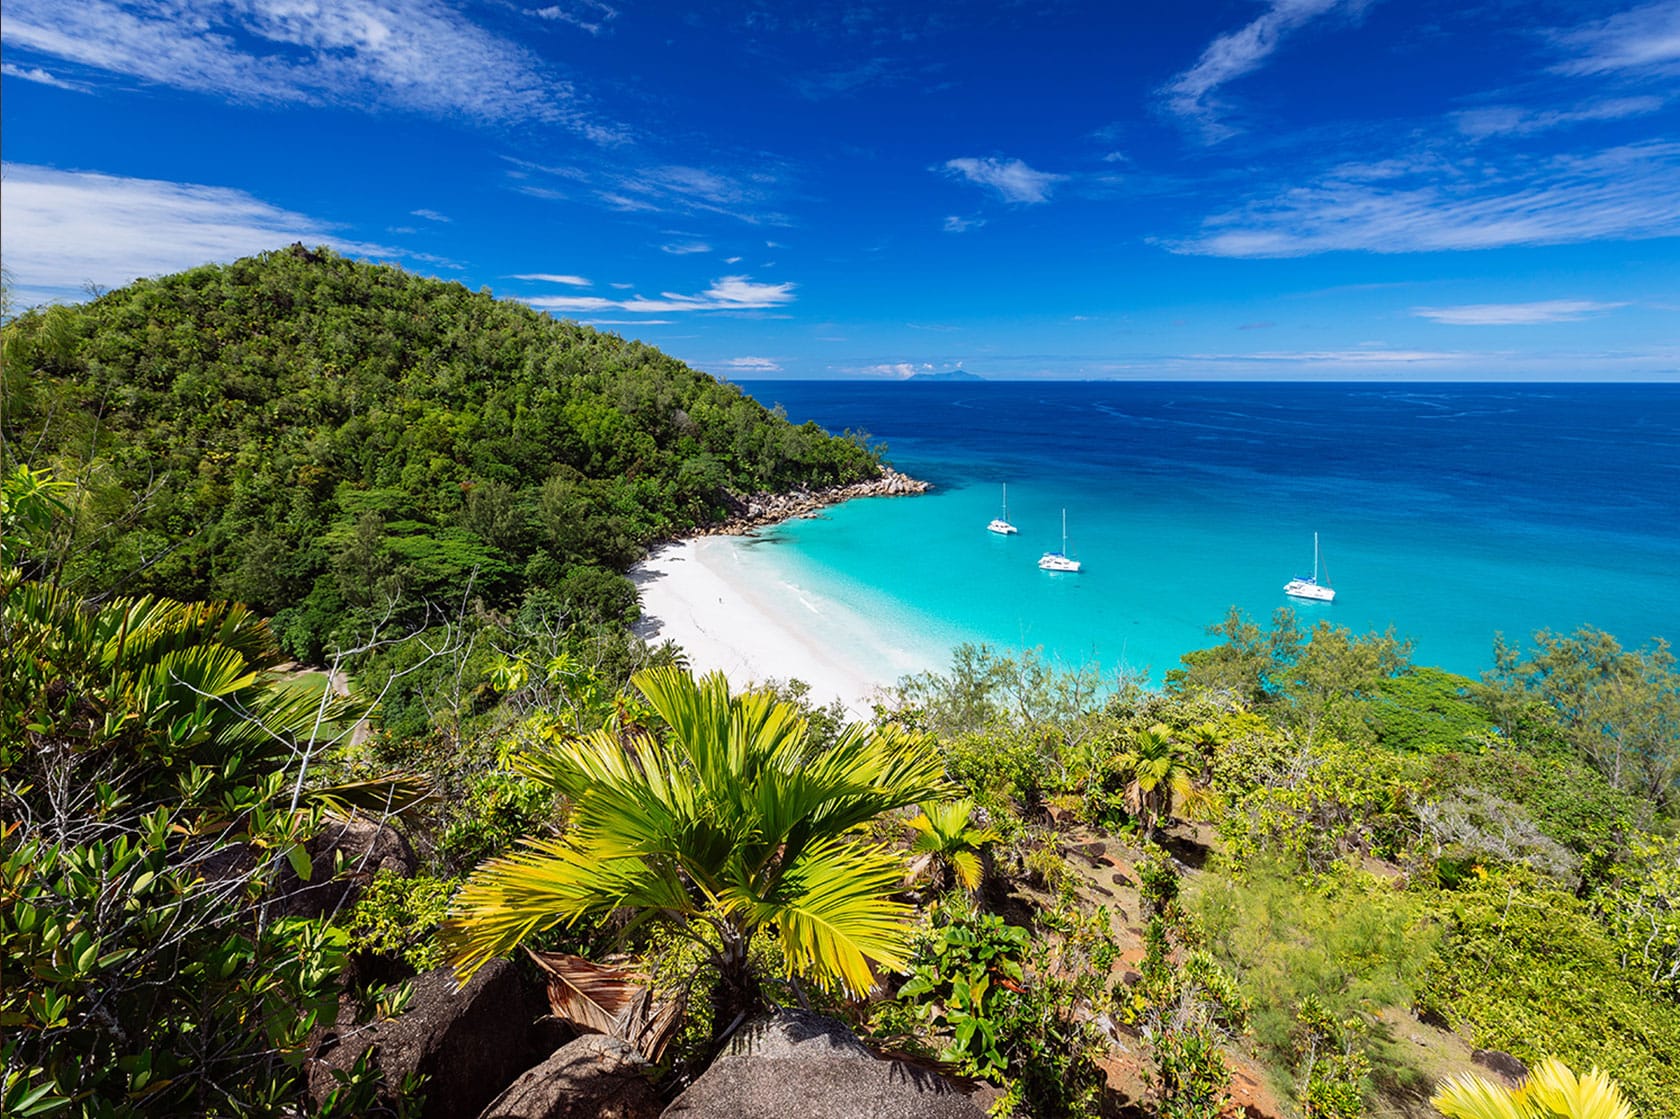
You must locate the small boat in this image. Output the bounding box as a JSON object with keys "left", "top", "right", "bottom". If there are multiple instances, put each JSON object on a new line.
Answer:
{"left": 1038, "top": 508, "right": 1082, "bottom": 572}
{"left": 1284, "top": 532, "right": 1335, "bottom": 602}
{"left": 987, "top": 484, "right": 1018, "bottom": 535}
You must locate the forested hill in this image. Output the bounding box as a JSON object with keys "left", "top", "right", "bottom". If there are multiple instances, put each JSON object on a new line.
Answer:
{"left": 2, "top": 245, "right": 878, "bottom": 659}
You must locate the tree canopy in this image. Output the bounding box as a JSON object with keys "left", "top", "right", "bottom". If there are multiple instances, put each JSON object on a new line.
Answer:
{"left": 3, "top": 246, "right": 878, "bottom": 660}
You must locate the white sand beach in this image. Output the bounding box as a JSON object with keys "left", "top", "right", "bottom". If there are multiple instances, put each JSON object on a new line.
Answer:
{"left": 631, "top": 536, "right": 924, "bottom": 717}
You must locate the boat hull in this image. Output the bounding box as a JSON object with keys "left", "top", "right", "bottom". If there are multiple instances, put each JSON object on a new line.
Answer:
{"left": 988, "top": 519, "right": 1018, "bottom": 535}
{"left": 1039, "top": 553, "right": 1082, "bottom": 572}
{"left": 1283, "top": 578, "right": 1335, "bottom": 602}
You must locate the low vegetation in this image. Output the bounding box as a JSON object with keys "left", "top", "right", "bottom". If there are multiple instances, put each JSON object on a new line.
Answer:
{"left": 5, "top": 257, "right": 1677, "bottom": 1118}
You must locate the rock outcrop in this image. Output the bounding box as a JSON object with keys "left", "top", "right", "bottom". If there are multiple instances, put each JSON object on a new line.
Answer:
{"left": 692, "top": 468, "right": 931, "bottom": 538}
{"left": 276, "top": 815, "right": 417, "bottom": 920}
{"left": 662, "top": 1010, "right": 994, "bottom": 1119}
{"left": 307, "top": 959, "right": 554, "bottom": 1119}
{"left": 477, "top": 1035, "right": 662, "bottom": 1119}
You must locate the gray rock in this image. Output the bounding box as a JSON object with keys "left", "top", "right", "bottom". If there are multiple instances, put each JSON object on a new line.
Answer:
{"left": 662, "top": 1011, "right": 993, "bottom": 1119}
{"left": 1472, "top": 1048, "right": 1530, "bottom": 1088}
{"left": 478, "top": 1035, "right": 662, "bottom": 1119}
{"left": 307, "top": 959, "right": 553, "bottom": 1119}
{"left": 277, "top": 815, "right": 417, "bottom": 919}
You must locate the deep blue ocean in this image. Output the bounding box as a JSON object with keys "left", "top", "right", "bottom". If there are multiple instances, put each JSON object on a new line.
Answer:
{"left": 731, "top": 381, "right": 1680, "bottom": 683}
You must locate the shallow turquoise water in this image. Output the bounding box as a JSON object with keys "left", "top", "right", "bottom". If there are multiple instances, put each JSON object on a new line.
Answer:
{"left": 738, "top": 382, "right": 1680, "bottom": 683}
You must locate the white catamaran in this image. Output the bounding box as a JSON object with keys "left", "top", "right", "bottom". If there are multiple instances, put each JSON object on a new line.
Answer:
{"left": 1038, "top": 509, "right": 1081, "bottom": 572}
{"left": 1283, "top": 532, "right": 1335, "bottom": 602}
{"left": 987, "top": 484, "right": 1018, "bottom": 535}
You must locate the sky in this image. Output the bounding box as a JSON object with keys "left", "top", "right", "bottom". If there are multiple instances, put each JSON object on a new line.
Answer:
{"left": 3, "top": 0, "right": 1679, "bottom": 381}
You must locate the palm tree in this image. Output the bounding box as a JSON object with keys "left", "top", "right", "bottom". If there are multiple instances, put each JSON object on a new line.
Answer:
{"left": 907, "top": 799, "right": 1000, "bottom": 894}
{"left": 441, "top": 667, "right": 950, "bottom": 1032}
{"left": 1109, "top": 723, "right": 1214, "bottom": 843}
{"left": 1431, "top": 1057, "right": 1631, "bottom": 1119}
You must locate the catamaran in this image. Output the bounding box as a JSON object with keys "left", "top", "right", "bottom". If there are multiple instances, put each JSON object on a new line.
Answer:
{"left": 1284, "top": 532, "right": 1335, "bottom": 602}
{"left": 987, "top": 484, "right": 1018, "bottom": 535}
{"left": 1038, "top": 509, "right": 1081, "bottom": 572}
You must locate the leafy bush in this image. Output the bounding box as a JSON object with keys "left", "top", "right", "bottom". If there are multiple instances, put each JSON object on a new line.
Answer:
{"left": 345, "top": 873, "right": 458, "bottom": 973}
{"left": 1415, "top": 869, "right": 1680, "bottom": 1115}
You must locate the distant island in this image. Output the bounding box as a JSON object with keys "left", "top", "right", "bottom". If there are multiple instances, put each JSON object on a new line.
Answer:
{"left": 907, "top": 369, "right": 985, "bottom": 382}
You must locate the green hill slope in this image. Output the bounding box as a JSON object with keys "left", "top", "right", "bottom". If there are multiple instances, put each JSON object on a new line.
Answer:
{"left": 2, "top": 245, "right": 876, "bottom": 658}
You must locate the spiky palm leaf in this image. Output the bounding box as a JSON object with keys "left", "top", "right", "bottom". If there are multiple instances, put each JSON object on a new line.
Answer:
{"left": 908, "top": 800, "right": 1000, "bottom": 891}
{"left": 1432, "top": 1057, "right": 1633, "bottom": 1119}
{"left": 443, "top": 667, "right": 950, "bottom": 997}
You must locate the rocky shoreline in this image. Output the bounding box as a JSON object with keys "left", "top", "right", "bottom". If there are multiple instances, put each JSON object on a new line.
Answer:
{"left": 688, "top": 467, "right": 931, "bottom": 538}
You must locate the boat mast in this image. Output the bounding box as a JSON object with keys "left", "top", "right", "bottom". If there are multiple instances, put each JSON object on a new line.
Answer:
{"left": 1062, "top": 508, "right": 1068, "bottom": 554}
{"left": 1312, "top": 532, "right": 1320, "bottom": 583}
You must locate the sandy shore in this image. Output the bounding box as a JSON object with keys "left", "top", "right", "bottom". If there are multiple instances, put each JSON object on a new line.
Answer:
{"left": 631, "top": 537, "right": 907, "bottom": 718}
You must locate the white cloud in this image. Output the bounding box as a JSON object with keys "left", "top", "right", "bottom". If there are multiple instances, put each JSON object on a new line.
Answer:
{"left": 0, "top": 0, "right": 617, "bottom": 136}
{"left": 1413, "top": 300, "right": 1627, "bottom": 325}
{"left": 1453, "top": 97, "right": 1664, "bottom": 139}
{"left": 1553, "top": 2, "right": 1680, "bottom": 76}
{"left": 411, "top": 208, "right": 451, "bottom": 222}
{"left": 941, "top": 157, "right": 1065, "bottom": 204}
{"left": 525, "top": 275, "right": 796, "bottom": 315}
{"left": 1172, "top": 142, "right": 1680, "bottom": 257}
{"left": 943, "top": 215, "right": 985, "bottom": 233}
{"left": 725, "top": 255, "right": 743, "bottom": 263}
{"left": 861, "top": 362, "right": 934, "bottom": 378}
{"left": 513, "top": 273, "right": 591, "bottom": 286}
{"left": 527, "top": 0, "right": 617, "bottom": 35}
{"left": 1, "top": 61, "right": 88, "bottom": 91}
{"left": 1162, "top": 0, "right": 1356, "bottom": 141}
{"left": 0, "top": 163, "right": 401, "bottom": 307}
{"left": 661, "top": 241, "right": 712, "bottom": 255}
{"left": 718, "top": 357, "right": 782, "bottom": 371}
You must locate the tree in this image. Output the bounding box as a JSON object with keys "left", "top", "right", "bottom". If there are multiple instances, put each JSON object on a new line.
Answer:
{"left": 1489, "top": 627, "right": 1680, "bottom": 810}
{"left": 441, "top": 667, "right": 949, "bottom": 1032}
{"left": 1432, "top": 1057, "right": 1631, "bottom": 1119}
{"left": 907, "top": 799, "right": 1000, "bottom": 894}
{"left": 1110, "top": 723, "right": 1213, "bottom": 843}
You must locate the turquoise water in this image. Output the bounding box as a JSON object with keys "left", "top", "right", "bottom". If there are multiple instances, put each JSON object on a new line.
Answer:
{"left": 738, "top": 382, "right": 1680, "bottom": 683}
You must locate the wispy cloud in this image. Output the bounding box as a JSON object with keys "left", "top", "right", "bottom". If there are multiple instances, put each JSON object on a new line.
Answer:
{"left": 524, "top": 275, "right": 796, "bottom": 315}
{"left": 411, "top": 208, "right": 451, "bottom": 223}
{"left": 1413, "top": 299, "right": 1627, "bottom": 325}
{"left": 512, "top": 159, "right": 791, "bottom": 225}
{"left": 0, "top": 0, "right": 619, "bottom": 137}
{"left": 1172, "top": 141, "right": 1680, "bottom": 257}
{"left": 661, "top": 241, "right": 712, "bottom": 255}
{"left": 1, "top": 61, "right": 88, "bottom": 91}
{"left": 1552, "top": 1, "right": 1680, "bottom": 77}
{"left": 1453, "top": 96, "right": 1664, "bottom": 139}
{"left": 1162, "top": 0, "right": 1359, "bottom": 141}
{"left": 941, "top": 157, "right": 1065, "bottom": 204}
{"left": 512, "top": 273, "right": 591, "bottom": 286}
{"left": 718, "top": 357, "right": 782, "bottom": 372}
{"left": 943, "top": 215, "right": 985, "bottom": 233}
{"left": 527, "top": 0, "right": 617, "bottom": 36}
{"left": 0, "top": 163, "right": 400, "bottom": 307}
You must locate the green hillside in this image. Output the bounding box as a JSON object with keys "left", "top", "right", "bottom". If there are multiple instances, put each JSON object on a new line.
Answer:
{"left": 2, "top": 246, "right": 876, "bottom": 659}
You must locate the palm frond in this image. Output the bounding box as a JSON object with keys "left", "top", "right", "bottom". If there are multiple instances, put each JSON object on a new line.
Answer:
{"left": 1431, "top": 1072, "right": 1521, "bottom": 1119}
{"left": 1521, "top": 1058, "right": 1632, "bottom": 1119}
{"left": 747, "top": 836, "right": 917, "bottom": 996}
{"left": 527, "top": 951, "right": 686, "bottom": 1063}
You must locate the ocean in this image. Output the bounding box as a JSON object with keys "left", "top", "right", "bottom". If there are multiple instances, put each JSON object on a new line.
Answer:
{"left": 724, "top": 381, "right": 1680, "bottom": 685}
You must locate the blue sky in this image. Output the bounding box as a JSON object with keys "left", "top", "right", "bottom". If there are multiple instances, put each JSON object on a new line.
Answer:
{"left": 3, "top": 0, "right": 1678, "bottom": 380}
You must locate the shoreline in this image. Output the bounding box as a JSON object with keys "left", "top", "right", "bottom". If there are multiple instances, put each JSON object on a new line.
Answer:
{"left": 630, "top": 468, "right": 938, "bottom": 716}
{"left": 677, "top": 467, "right": 930, "bottom": 539}
{"left": 631, "top": 537, "right": 902, "bottom": 717}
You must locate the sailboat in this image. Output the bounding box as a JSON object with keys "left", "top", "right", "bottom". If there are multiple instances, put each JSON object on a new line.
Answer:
{"left": 1038, "top": 509, "right": 1081, "bottom": 572}
{"left": 1283, "top": 532, "right": 1335, "bottom": 602}
{"left": 987, "top": 484, "right": 1018, "bottom": 535}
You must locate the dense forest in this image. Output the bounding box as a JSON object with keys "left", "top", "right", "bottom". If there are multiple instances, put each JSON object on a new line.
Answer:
{"left": 2, "top": 245, "right": 878, "bottom": 659}
{"left": 3, "top": 256, "right": 1677, "bottom": 1119}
